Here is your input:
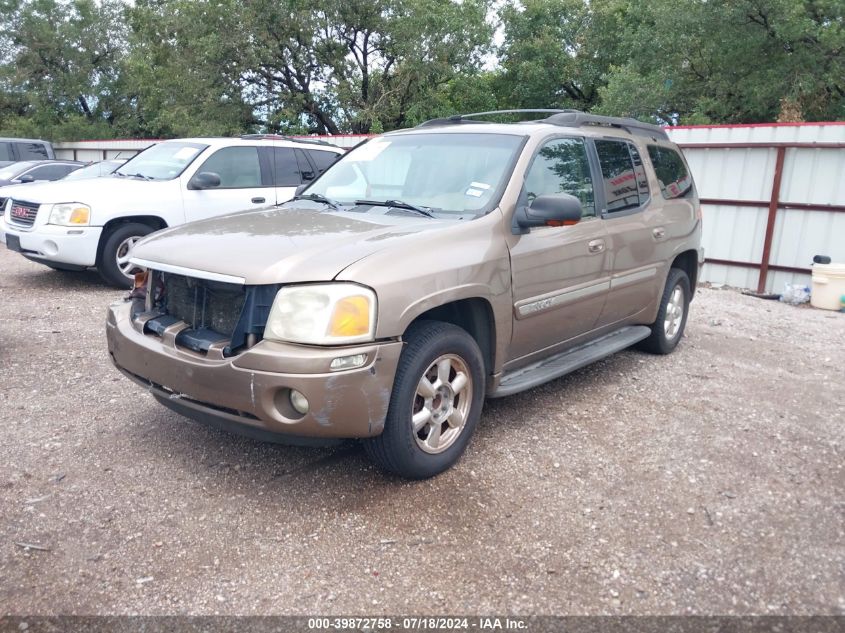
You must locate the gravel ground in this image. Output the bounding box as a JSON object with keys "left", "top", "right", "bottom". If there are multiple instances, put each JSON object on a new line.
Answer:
{"left": 0, "top": 246, "right": 843, "bottom": 616}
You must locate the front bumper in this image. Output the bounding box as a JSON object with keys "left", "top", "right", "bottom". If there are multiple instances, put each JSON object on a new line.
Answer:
{"left": 1, "top": 217, "right": 102, "bottom": 267}
{"left": 106, "top": 300, "right": 403, "bottom": 440}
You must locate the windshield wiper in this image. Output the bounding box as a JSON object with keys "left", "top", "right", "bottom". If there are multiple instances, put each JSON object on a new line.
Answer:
{"left": 115, "top": 172, "right": 153, "bottom": 181}
{"left": 355, "top": 199, "right": 437, "bottom": 218}
{"left": 292, "top": 192, "right": 343, "bottom": 210}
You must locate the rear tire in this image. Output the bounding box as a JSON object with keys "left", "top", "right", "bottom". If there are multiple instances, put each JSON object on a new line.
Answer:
{"left": 364, "top": 320, "right": 485, "bottom": 479}
{"left": 638, "top": 268, "right": 690, "bottom": 355}
{"left": 97, "top": 223, "right": 154, "bottom": 288}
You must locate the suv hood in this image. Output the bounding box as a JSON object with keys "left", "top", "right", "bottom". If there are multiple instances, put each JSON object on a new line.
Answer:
{"left": 130, "top": 206, "right": 457, "bottom": 285}
{"left": 0, "top": 176, "right": 172, "bottom": 207}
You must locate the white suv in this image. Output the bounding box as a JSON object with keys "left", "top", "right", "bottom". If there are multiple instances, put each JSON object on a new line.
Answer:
{"left": 0, "top": 135, "right": 344, "bottom": 286}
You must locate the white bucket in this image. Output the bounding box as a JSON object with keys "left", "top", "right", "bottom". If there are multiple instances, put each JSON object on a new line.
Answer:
{"left": 810, "top": 262, "right": 845, "bottom": 311}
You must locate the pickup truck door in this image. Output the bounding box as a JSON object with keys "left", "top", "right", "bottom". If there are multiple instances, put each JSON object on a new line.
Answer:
{"left": 507, "top": 137, "right": 610, "bottom": 365}
{"left": 592, "top": 139, "right": 664, "bottom": 327}
{"left": 182, "top": 145, "right": 273, "bottom": 222}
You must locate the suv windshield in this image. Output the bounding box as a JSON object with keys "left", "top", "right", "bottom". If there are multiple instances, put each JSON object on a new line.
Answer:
{"left": 114, "top": 142, "right": 208, "bottom": 181}
{"left": 303, "top": 133, "right": 525, "bottom": 216}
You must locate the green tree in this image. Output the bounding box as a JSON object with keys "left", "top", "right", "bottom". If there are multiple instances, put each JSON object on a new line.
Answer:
{"left": 0, "top": 0, "right": 129, "bottom": 138}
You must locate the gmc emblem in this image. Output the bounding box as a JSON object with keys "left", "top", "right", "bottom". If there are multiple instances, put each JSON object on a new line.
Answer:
{"left": 11, "top": 206, "right": 29, "bottom": 218}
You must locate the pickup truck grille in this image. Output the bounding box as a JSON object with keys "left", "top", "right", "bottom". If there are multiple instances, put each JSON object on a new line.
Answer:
{"left": 7, "top": 200, "right": 39, "bottom": 228}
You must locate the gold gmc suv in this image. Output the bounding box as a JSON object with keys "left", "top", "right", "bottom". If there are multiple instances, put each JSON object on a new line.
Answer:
{"left": 107, "top": 110, "right": 703, "bottom": 479}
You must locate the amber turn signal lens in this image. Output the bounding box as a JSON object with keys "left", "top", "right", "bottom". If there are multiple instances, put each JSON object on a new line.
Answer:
{"left": 133, "top": 270, "right": 149, "bottom": 289}
{"left": 68, "top": 207, "right": 90, "bottom": 224}
{"left": 328, "top": 295, "right": 371, "bottom": 337}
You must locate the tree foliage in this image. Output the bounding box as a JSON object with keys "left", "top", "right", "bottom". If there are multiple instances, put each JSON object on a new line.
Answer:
{"left": 0, "top": 0, "right": 841, "bottom": 140}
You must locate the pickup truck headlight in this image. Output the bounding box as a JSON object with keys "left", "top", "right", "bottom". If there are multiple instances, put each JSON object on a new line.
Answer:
{"left": 49, "top": 203, "right": 91, "bottom": 226}
{"left": 264, "top": 283, "right": 377, "bottom": 345}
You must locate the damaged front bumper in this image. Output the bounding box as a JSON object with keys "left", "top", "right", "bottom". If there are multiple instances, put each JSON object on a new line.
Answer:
{"left": 106, "top": 300, "right": 403, "bottom": 442}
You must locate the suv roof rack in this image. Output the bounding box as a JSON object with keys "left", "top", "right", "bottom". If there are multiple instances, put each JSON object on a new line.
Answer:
{"left": 239, "top": 134, "right": 338, "bottom": 148}
{"left": 416, "top": 109, "right": 668, "bottom": 140}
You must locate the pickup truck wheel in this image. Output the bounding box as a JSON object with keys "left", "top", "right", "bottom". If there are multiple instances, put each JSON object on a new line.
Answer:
{"left": 639, "top": 267, "right": 690, "bottom": 355}
{"left": 364, "top": 320, "right": 485, "bottom": 479}
{"left": 97, "top": 223, "right": 153, "bottom": 288}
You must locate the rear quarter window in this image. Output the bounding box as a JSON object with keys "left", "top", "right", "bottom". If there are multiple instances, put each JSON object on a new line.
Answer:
{"left": 647, "top": 145, "right": 692, "bottom": 199}
{"left": 17, "top": 142, "right": 50, "bottom": 160}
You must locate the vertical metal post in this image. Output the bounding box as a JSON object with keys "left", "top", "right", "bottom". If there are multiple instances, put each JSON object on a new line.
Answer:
{"left": 757, "top": 146, "right": 786, "bottom": 293}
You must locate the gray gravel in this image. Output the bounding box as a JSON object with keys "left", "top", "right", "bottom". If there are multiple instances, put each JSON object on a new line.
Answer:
{"left": 0, "top": 247, "right": 843, "bottom": 616}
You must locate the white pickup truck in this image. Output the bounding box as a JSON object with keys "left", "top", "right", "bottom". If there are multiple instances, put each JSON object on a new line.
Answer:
{"left": 0, "top": 135, "right": 344, "bottom": 286}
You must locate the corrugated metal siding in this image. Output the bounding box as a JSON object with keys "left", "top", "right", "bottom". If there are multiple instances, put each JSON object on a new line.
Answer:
{"left": 666, "top": 123, "right": 845, "bottom": 293}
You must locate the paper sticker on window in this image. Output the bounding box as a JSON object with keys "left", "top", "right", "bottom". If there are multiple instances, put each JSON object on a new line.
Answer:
{"left": 469, "top": 181, "right": 491, "bottom": 190}
{"left": 173, "top": 147, "right": 200, "bottom": 161}
{"left": 465, "top": 188, "right": 484, "bottom": 197}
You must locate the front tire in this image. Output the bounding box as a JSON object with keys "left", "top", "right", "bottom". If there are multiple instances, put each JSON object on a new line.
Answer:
{"left": 364, "top": 321, "right": 485, "bottom": 479}
{"left": 639, "top": 267, "right": 691, "bottom": 355}
{"left": 97, "top": 223, "right": 154, "bottom": 288}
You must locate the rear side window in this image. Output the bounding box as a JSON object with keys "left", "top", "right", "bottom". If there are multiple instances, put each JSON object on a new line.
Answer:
{"left": 647, "top": 145, "right": 692, "bottom": 199}
{"left": 197, "top": 146, "right": 262, "bottom": 188}
{"left": 306, "top": 149, "right": 340, "bottom": 174}
{"left": 0, "top": 143, "right": 12, "bottom": 162}
{"left": 271, "top": 148, "right": 303, "bottom": 186}
{"left": 17, "top": 142, "right": 49, "bottom": 160}
{"left": 524, "top": 138, "right": 595, "bottom": 217}
{"left": 595, "top": 140, "right": 648, "bottom": 213}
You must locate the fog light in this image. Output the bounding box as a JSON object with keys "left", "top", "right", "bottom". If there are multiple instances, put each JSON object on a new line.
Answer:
{"left": 289, "top": 389, "right": 309, "bottom": 415}
{"left": 330, "top": 354, "right": 367, "bottom": 370}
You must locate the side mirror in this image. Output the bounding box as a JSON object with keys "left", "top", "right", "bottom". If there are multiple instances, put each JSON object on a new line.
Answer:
{"left": 301, "top": 170, "right": 314, "bottom": 181}
{"left": 18, "top": 174, "right": 35, "bottom": 183}
{"left": 189, "top": 171, "right": 221, "bottom": 190}
{"left": 513, "top": 193, "right": 583, "bottom": 234}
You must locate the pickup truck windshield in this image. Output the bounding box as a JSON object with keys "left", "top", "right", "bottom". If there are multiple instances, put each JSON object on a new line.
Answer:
{"left": 114, "top": 141, "right": 208, "bottom": 181}
{"left": 304, "top": 133, "right": 524, "bottom": 217}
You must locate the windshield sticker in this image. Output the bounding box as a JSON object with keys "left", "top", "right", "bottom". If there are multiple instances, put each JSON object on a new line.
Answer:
{"left": 173, "top": 147, "right": 200, "bottom": 161}
{"left": 465, "top": 187, "right": 484, "bottom": 197}
{"left": 469, "top": 181, "right": 491, "bottom": 190}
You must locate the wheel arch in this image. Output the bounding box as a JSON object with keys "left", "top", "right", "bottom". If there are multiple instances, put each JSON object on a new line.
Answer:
{"left": 97, "top": 215, "right": 168, "bottom": 260}
{"left": 403, "top": 296, "right": 498, "bottom": 379}
{"left": 670, "top": 249, "right": 699, "bottom": 298}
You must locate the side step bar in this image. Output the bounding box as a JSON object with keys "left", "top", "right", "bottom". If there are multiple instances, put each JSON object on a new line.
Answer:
{"left": 490, "top": 326, "right": 651, "bottom": 398}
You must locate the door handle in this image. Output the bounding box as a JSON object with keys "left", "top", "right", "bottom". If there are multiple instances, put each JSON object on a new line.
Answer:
{"left": 251, "top": 197, "right": 266, "bottom": 204}
{"left": 652, "top": 227, "right": 666, "bottom": 239}
{"left": 587, "top": 239, "right": 605, "bottom": 254}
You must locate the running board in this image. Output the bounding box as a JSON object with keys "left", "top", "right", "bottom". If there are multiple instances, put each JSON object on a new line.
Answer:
{"left": 491, "top": 326, "right": 651, "bottom": 398}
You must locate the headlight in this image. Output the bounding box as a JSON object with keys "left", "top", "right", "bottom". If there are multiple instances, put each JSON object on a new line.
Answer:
{"left": 49, "top": 203, "right": 91, "bottom": 226}
{"left": 264, "top": 283, "right": 377, "bottom": 345}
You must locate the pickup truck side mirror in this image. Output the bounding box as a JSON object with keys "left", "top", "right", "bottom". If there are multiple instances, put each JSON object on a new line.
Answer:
{"left": 17, "top": 174, "right": 35, "bottom": 184}
{"left": 189, "top": 171, "right": 222, "bottom": 190}
{"left": 513, "top": 193, "right": 583, "bottom": 234}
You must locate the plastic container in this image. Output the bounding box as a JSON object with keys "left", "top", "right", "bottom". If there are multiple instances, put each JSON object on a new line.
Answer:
{"left": 810, "top": 262, "right": 845, "bottom": 311}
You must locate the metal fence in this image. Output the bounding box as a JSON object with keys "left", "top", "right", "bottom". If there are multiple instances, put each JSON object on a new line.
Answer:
{"left": 54, "top": 123, "right": 845, "bottom": 293}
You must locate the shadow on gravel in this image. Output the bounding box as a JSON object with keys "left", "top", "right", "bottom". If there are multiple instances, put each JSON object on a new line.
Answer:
{"left": 4, "top": 266, "right": 115, "bottom": 291}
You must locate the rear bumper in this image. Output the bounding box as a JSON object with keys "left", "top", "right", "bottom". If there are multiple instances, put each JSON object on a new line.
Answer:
{"left": 106, "top": 300, "right": 403, "bottom": 440}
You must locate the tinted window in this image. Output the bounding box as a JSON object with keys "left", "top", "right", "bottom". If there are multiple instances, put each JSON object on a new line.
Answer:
{"left": 647, "top": 145, "right": 692, "bottom": 199}
{"left": 17, "top": 142, "right": 49, "bottom": 160}
{"left": 26, "top": 164, "right": 77, "bottom": 181}
{"left": 524, "top": 138, "right": 595, "bottom": 217}
{"left": 271, "top": 148, "right": 302, "bottom": 186}
{"left": 197, "top": 146, "right": 262, "bottom": 188}
{"left": 595, "top": 140, "right": 642, "bottom": 213}
{"left": 629, "top": 145, "right": 650, "bottom": 205}
{"left": 0, "top": 143, "right": 12, "bottom": 162}
{"left": 307, "top": 149, "right": 339, "bottom": 174}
